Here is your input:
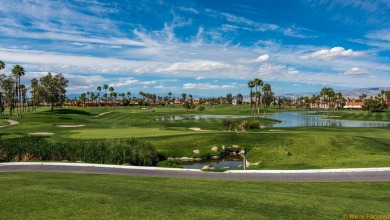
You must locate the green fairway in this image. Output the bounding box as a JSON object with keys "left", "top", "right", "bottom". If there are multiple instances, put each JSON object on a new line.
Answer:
{"left": 0, "top": 172, "right": 389, "bottom": 219}
{"left": 69, "top": 127, "right": 209, "bottom": 138}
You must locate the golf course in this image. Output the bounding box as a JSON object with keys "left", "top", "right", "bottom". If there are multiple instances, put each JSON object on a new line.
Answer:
{"left": 1, "top": 105, "right": 389, "bottom": 169}
{"left": 1, "top": 105, "right": 390, "bottom": 219}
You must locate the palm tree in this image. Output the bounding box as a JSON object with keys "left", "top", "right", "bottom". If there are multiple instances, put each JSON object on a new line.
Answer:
{"left": 262, "top": 83, "right": 271, "bottom": 115}
{"left": 12, "top": 64, "right": 25, "bottom": 117}
{"left": 247, "top": 81, "right": 255, "bottom": 112}
{"left": 109, "top": 87, "right": 114, "bottom": 107}
{"left": 30, "top": 78, "right": 38, "bottom": 111}
{"left": 0, "top": 60, "right": 5, "bottom": 71}
{"left": 181, "top": 93, "right": 187, "bottom": 106}
{"left": 139, "top": 91, "right": 145, "bottom": 106}
{"left": 254, "top": 78, "right": 263, "bottom": 117}
{"left": 103, "top": 84, "right": 108, "bottom": 107}
{"left": 168, "top": 92, "right": 172, "bottom": 110}
{"left": 96, "top": 86, "right": 102, "bottom": 106}
{"left": 0, "top": 61, "right": 5, "bottom": 115}
{"left": 127, "top": 91, "right": 131, "bottom": 107}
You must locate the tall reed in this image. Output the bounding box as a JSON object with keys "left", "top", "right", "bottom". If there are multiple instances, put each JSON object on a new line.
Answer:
{"left": 0, "top": 136, "right": 158, "bottom": 166}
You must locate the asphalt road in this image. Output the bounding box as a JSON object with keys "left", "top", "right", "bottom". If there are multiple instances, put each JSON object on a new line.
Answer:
{"left": 1, "top": 163, "right": 390, "bottom": 182}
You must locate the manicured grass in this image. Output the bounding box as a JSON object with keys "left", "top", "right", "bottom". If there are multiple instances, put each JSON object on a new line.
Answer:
{"left": 0, "top": 120, "right": 9, "bottom": 126}
{"left": 69, "top": 127, "right": 210, "bottom": 139}
{"left": 310, "top": 110, "right": 390, "bottom": 122}
{"left": 0, "top": 173, "right": 389, "bottom": 219}
{"left": 144, "top": 127, "right": 390, "bottom": 169}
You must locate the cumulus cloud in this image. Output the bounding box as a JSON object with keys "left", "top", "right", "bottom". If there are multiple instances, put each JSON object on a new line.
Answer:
{"left": 183, "top": 83, "right": 237, "bottom": 90}
{"left": 300, "top": 47, "right": 363, "bottom": 60}
{"left": 109, "top": 78, "right": 139, "bottom": 87}
{"left": 156, "top": 61, "right": 231, "bottom": 73}
{"left": 237, "top": 54, "right": 269, "bottom": 63}
{"left": 343, "top": 67, "right": 368, "bottom": 75}
{"left": 257, "top": 64, "right": 285, "bottom": 75}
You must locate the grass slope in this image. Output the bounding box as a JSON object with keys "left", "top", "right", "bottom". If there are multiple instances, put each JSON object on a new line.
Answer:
{"left": 0, "top": 173, "right": 389, "bottom": 219}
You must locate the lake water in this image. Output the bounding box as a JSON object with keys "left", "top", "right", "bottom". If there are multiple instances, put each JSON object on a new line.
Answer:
{"left": 156, "top": 115, "right": 248, "bottom": 121}
{"left": 267, "top": 112, "right": 390, "bottom": 127}
{"left": 181, "top": 156, "right": 244, "bottom": 169}
{"left": 156, "top": 112, "right": 390, "bottom": 127}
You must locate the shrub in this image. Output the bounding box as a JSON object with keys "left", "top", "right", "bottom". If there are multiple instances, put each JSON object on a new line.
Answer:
{"left": 222, "top": 119, "right": 236, "bottom": 131}
{"left": 238, "top": 120, "right": 249, "bottom": 131}
{"left": 249, "top": 120, "right": 261, "bottom": 129}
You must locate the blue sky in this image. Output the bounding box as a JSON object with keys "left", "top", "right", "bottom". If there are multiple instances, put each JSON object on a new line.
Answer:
{"left": 0, "top": 0, "right": 389, "bottom": 97}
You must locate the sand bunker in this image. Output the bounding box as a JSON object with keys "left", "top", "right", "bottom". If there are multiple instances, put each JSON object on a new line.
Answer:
{"left": 188, "top": 127, "right": 211, "bottom": 131}
{"left": 0, "top": 119, "right": 19, "bottom": 128}
{"left": 56, "top": 124, "right": 85, "bottom": 128}
{"left": 28, "top": 132, "right": 54, "bottom": 136}
{"left": 94, "top": 111, "right": 112, "bottom": 118}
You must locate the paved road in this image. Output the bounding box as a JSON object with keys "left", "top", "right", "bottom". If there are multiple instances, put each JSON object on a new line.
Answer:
{"left": 1, "top": 163, "right": 390, "bottom": 182}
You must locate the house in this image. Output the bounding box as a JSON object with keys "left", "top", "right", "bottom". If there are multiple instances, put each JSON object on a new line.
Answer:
{"left": 344, "top": 102, "right": 364, "bottom": 109}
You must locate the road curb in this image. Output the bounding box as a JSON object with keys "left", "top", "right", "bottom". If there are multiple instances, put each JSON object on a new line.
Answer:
{"left": 1, "top": 162, "right": 389, "bottom": 174}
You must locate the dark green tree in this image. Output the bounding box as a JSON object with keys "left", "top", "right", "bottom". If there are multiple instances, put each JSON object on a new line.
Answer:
{"left": 38, "top": 72, "right": 69, "bottom": 111}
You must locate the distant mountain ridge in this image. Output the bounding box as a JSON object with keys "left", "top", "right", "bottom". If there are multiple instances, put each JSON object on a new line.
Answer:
{"left": 280, "top": 87, "right": 390, "bottom": 99}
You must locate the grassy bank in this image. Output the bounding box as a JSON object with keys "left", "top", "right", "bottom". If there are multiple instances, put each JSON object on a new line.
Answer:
{"left": 0, "top": 173, "right": 389, "bottom": 219}
{"left": 309, "top": 110, "right": 390, "bottom": 122}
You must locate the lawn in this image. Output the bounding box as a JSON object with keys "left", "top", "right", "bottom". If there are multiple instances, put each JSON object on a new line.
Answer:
{"left": 309, "top": 110, "right": 390, "bottom": 122}
{"left": 0, "top": 172, "right": 389, "bottom": 219}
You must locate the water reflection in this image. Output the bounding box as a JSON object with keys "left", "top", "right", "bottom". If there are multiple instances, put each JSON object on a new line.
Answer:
{"left": 181, "top": 156, "right": 244, "bottom": 169}
{"left": 268, "top": 112, "right": 390, "bottom": 127}
{"left": 156, "top": 115, "right": 249, "bottom": 121}
{"left": 155, "top": 112, "right": 390, "bottom": 127}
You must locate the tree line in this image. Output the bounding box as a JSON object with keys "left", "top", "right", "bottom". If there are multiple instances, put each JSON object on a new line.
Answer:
{"left": 0, "top": 60, "right": 69, "bottom": 116}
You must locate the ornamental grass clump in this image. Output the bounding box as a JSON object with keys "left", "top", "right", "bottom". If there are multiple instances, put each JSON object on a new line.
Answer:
{"left": 0, "top": 136, "right": 158, "bottom": 166}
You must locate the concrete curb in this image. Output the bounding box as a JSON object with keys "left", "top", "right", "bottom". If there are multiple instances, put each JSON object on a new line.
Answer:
{"left": 1, "top": 162, "right": 389, "bottom": 174}
{"left": 226, "top": 167, "right": 390, "bottom": 174}
{"left": 0, "top": 162, "right": 202, "bottom": 172}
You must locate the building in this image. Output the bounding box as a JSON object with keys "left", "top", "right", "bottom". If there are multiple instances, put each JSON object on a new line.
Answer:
{"left": 343, "top": 102, "right": 364, "bottom": 109}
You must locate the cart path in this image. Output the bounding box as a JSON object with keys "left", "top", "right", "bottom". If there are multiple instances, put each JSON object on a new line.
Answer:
{"left": 1, "top": 162, "right": 390, "bottom": 182}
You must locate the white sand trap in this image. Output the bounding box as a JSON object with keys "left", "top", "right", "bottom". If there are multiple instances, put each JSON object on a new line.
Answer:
{"left": 28, "top": 132, "right": 54, "bottom": 136}
{"left": 188, "top": 127, "right": 211, "bottom": 131}
{"left": 56, "top": 124, "right": 85, "bottom": 128}
{"left": 0, "top": 119, "right": 19, "bottom": 128}
{"left": 189, "top": 127, "right": 202, "bottom": 131}
{"left": 269, "top": 129, "right": 283, "bottom": 132}
{"left": 94, "top": 111, "right": 112, "bottom": 118}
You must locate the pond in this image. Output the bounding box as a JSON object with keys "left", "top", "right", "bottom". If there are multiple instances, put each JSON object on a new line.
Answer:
{"left": 156, "top": 115, "right": 249, "bottom": 121}
{"left": 267, "top": 112, "right": 390, "bottom": 127}
{"left": 181, "top": 155, "right": 244, "bottom": 169}
{"left": 156, "top": 112, "right": 390, "bottom": 127}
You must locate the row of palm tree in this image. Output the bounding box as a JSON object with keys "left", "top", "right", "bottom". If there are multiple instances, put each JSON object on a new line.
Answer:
{"left": 247, "top": 78, "right": 273, "bottom": 118}
{"left": 0, "top": 60, "right": 26, "bottom": 117}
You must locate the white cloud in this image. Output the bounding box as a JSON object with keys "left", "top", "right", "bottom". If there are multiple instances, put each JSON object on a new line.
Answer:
{"left": 156, "top": 61, "right": 232, "bottom": 73}
{"left": 257, "top": 64, "right": 285, "bottom": 76}
{"left": 237, "top": 54, "right": 269, "bottom": 63}
{"left": 343, "top": 67, "right": 368, "bottom": 75}
{"left": 178, "top": 7, "right": 199, "bottom": 14}
{"left": 183, "top": 83, "right": 237, "bottom": 90}
{"left": 300, "top": 47, "right": 363, "bottom": 60}
{"left": 109, "top": 78, "right": 139, "bottom": 87}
